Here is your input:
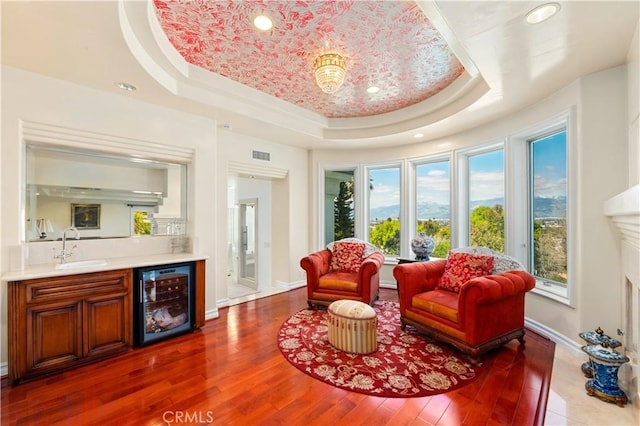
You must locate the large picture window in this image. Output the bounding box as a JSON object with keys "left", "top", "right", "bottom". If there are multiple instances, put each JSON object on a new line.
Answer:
{"left": 416, "top": 160, "right": 450, "bottom": 258}
{"left": 468, "top": 149, "right": 505, "bottom": 252}
{"left": 324, "top": 170, "right": 355, "bottom": 245}
{"left": 368, "top": 166, "right": 400, "bottom": 256}
{"left": 317, "top": 111, "right": 572, "bottom": 305}
{"left": 530, "top": 130, "right": 568, "bottom": 286}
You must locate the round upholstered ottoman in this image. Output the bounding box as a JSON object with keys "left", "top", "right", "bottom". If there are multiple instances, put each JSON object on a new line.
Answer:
{"left": 327, "top": 300, "right": 377, "bottom": 354}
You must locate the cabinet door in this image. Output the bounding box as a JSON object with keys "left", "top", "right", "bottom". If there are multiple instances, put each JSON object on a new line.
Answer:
{"left": 25, "top": 300, "right": 83, "bottom": 377}
{"left": 84, "top": 291, "right": 131, "bottom": 358}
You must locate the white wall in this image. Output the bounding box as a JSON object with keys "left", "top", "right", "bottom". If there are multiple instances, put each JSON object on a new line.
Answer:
{"left": 0, "top": 66, "right": 218, "bottom": 366}
{"left": 310, "top": 65, "right": 629, "bottom": 347}
{"left": 217, "top": 130, "right": 309, "bottom": 303}
{"left": 628, "top": 21, "right": 640, "bottom": 186}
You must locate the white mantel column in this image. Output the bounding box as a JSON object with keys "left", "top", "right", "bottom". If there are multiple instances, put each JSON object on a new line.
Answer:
{"left": 604, "top": 184, "right": 640, "bottom": 406}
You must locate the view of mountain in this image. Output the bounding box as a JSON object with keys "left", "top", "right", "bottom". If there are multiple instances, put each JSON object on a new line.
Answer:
{"left": 369, "top": 196, "right": 567, "bottom": 221}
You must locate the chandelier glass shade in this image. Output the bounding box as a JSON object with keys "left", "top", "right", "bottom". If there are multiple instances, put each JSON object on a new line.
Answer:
{"left": 313, "top": 53, "right": 347, "bottom": 94}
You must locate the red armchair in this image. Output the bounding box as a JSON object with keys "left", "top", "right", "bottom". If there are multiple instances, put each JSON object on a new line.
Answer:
{"left": 393, "top": 258, "right": 535, "bottom": 360}
{"left": 300, "top": 246, "right": 385, "bottom": 308}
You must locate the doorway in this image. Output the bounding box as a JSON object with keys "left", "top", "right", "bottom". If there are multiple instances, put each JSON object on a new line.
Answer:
{"left": 238, "top": 198, "right": 257, "bottom": 290}
{"left": 226, "top": 174, "right": 275, "bottom": 303}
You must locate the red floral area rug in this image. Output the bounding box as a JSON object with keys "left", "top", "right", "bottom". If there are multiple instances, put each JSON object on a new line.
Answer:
{"left": 277, "top": 301, "right": 481, "bottom": 398}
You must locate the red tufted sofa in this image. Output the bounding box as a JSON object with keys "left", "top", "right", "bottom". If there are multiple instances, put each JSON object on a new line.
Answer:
{"left": 301, "top": 247, "right": 385, "bottom": 308}
{"left": 393, "top": 258, "right": 535, "bottom": 361}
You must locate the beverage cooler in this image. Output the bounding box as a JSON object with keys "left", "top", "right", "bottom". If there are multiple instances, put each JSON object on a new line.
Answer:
{"left": 133, "top": 262, "right": 195, "bottom": 346}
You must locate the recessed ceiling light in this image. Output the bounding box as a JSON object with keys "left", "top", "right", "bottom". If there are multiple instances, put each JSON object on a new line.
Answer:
{"left": 253, "top": 15, "right": 273, "bottom": 31}
{"left": 115, "top": 82, "right": 136, "bottom": 91}
{"left": 366, "top": 86, "right": 380, "bottom": 94}
{"left": 525, "top": 3, "right": 560, "bottom": 24}
{"left": 413, "top": 133, "right": 424, "bottom": 139}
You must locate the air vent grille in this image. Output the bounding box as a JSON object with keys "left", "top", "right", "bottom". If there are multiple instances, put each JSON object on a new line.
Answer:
{"left": 252, "top": 150, "right": 270, "bottom": 161}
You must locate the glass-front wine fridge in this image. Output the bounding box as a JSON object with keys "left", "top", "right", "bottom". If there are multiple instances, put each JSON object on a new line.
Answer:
{"left": 133, "top": 261, "right": 195, "bottom": 346}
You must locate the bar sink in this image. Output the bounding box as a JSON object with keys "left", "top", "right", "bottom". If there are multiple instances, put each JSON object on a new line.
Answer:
{"left": 55, "top": 259, "right": 108, "bottom": 270}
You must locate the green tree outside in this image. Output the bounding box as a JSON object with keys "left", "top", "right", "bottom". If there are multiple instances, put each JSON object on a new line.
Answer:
{"left": 533, "top": 219, "right": 567, "bottom": 284}
{"left": 369, "top": 218, "right": 400, "bottom": 255}
{"left": 334, "top": 180, "right": 354, "bottom": 240}
{"left": 470, "top": 204, "right": 504, "bottom": 252}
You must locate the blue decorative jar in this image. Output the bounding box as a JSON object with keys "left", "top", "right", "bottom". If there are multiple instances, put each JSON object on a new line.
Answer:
{"left": 579, "top": 327, "right": 621, "bottom": 378}
{"left": 410, "top": 234, "right": 435, "bottom": 261}
{"left": 582, "top": 339, "right": 629, "bottom": 407}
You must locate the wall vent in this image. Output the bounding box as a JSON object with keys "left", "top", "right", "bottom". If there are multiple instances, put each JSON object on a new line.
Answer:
{"left": 252, "top": 150, "right": 271, "bottom": 161}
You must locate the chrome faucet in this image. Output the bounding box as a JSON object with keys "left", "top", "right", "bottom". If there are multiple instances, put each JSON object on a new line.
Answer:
{"left": 56, "top": 227, "right": 80, "bottom": 263}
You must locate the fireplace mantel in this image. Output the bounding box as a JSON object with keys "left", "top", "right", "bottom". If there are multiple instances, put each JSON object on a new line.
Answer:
{"left": 604, "top": 183, "right": 639, "bottom": 405}
{"left": 604, "top": 184, "right": 640, "bottom": 250}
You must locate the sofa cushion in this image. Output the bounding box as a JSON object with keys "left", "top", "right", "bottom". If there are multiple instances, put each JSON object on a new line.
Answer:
{"left": 318, "top": 271, "right": 359, "bottom": 292}
{"left": 412, "top": 290, "right": 460, "bottom": 323}
{"left": 437, "top": 252, "right": 494, "bottom": 293}
{"left": 329, "top": 241, "right": 366, "bottom": 273}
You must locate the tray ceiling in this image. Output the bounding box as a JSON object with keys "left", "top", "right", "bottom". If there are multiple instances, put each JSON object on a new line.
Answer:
{"left": 153, "top": 0, "right": 465, "bottom": 118}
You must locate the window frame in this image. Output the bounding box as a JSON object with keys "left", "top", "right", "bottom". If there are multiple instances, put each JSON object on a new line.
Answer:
{"left": 456, "top": 141, "right": 506, "bottom": 250}
{"left": 511, "top": 109, "right": 575, "bottom": 306}
{"left": 411, "top": 153, "right": 453, "bottom": 259}
{"left": 318, "top": 164, "right": 360, "bottom": 247}
{"left": 365, "top": 161, "right": 403, "bottom": 259}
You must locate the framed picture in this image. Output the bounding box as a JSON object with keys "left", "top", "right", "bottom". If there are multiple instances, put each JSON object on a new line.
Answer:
{"left": 71, "top": 204, "right": 100, "bottom": 229}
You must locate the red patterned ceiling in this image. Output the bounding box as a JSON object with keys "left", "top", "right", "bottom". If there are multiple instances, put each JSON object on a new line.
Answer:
{"left": 153, "top": 0, "right": 464, "bottom": 119}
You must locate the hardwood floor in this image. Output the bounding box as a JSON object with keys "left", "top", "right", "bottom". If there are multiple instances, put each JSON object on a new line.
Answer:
{"left": 1, "top": 288, "right": 554, "bottom": 425}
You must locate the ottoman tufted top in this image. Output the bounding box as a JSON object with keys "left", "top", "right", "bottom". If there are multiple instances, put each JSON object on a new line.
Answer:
{"left": 328, "top": 300, "right": 376, "bottom": 319}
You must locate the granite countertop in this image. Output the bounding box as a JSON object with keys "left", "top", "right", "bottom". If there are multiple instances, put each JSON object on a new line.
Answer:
{"left": 2, "top": 253, "right": 209, "bottom": 281}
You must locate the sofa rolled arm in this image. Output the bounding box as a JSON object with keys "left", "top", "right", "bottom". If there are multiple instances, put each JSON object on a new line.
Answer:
{"left": 300, "top": 249, "right": 331, "bottom": 286}
{"left": 459, "top": 270, "right": 536, "bottom": 304}
{"left": 393, "top": 259, "right": 446, "bottom": 301}
{"left": 358, "top": 251, "right": 385, "bottom": 280}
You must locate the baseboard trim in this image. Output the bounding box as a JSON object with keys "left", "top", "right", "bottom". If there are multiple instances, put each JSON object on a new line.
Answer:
{"left": 276, "top": 280, "right": 305, "bottom": 290}
{"left": 379, "top": 280, "right": 397, "bottom": 290}
{"left": 525, "top": 317, "right": 586, "bottom": 360}
{"left": 205, "top": 307, "right": 219, "bottom": 320}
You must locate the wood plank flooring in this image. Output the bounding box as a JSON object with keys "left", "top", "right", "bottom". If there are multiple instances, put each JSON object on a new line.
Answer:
{"left": 1, "top": 288, "right": 555, "bottom": 425}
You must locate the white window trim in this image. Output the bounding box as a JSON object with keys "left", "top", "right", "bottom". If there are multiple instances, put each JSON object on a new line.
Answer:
{"left": 365, "top": 161, "right": 403, "bottom": 259}
{"left": 318, "top": 163, "right": 359, "bottom": 249}
{"left": 410, "top": 153, "right": 453, "bottom": 258}
{"left": 510, "top": 108, "right": 575, "bottom": 307}
{"left": 456, "top": 141, "right": 505, "bottom": 249}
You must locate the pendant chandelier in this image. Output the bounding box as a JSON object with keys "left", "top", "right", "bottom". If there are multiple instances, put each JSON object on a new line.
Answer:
{"left": 313, "top": 53, "right": 347, "bottom": 94}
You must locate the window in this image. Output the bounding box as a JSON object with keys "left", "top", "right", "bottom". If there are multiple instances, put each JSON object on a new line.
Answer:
{"left": 131, "top": 207, "right": 154, "bottom": 235}
{"left": 468, "top": 149, "right": 505, "bottom": 252}
{"left": 530, "top": 130, "right": 568, "bottom": 286}
{"left": 368, "top": 166, "right": 400, "bottom": 256}
{"left": 416, "top": 160, "right": 450, "bottom": 258}
{"left": 324, "top": 170, "right": 355, "bottom": 245}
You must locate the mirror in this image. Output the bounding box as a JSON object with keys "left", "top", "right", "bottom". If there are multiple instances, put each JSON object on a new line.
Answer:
{"left": 25, "top": 145, "right": 187, "bottom": 241}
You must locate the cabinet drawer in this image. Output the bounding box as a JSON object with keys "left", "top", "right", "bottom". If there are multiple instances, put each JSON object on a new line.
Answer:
{"left": 24, "top": 270, "right": 130, "bottom": 304}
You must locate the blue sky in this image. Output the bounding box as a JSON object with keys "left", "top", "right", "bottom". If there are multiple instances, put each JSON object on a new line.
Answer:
{"left": 369, "top": 130, "right": 566, "bottom": 209}
{"left": 532, "top": 131, "right": 567, "bottom": 198}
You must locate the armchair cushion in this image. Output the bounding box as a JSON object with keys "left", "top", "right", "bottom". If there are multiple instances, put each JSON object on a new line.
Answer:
{"left": 437, "top": 252, "right": 494, "bottom": 293}
{"left": 319, "top": 272, "right": 359, "bottom": 292}
{"left": 329, "top": 241, "right": 366, "bottom": 273}
{"left": 412, "top": 290, "right": 459, "bottom": 323}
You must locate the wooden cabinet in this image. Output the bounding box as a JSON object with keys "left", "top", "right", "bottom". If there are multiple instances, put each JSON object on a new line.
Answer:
{"left": 8, "top": 269, "right": 132, "bottom": 383}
